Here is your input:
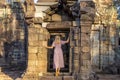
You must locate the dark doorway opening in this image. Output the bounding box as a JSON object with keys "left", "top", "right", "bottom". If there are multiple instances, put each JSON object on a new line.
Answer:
{"left": 118, "top": 38, "right": 120, "bottom": 47}
{"left": 47, "top": 29, "right": 70, "bottom": 72}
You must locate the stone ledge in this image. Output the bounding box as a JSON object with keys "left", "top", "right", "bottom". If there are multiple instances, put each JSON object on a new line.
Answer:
{"left": 98, "top": 74, "right": 120, "bottom": 80}
{"left": 35, "top": 2, "right": 58, "bottom": 6}
{"left": 39, "top": 76, "right": 74, "bottom": 80}
{"left": 35, "top": 1, "right": 76, "bottom": 6}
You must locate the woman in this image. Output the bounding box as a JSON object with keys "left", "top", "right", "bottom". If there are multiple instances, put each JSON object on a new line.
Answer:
{"left": 46, "top": 35, "right": 69, "bottom": 76}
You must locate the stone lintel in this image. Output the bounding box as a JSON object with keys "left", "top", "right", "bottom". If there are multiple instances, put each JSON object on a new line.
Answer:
{"left": 46, "top": 21, "right": 72, "bottom": 28}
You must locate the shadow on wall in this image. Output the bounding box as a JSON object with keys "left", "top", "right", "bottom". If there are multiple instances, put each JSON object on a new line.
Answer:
{"left": 0, "top": 1, "right": 28, "bottom": 80}
{"left": 0, "top": 31, "right": 27, "bottom": 79}
{"left": 91, "top": 50, "right": 120, "bottom": 74}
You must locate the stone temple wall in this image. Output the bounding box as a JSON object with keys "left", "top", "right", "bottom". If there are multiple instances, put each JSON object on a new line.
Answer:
{"left": 23, "top": 24, "right": 49, "bottom": 80}
{"left": 0, "top": 0, "right": 119, "bottom": 80}
{"left": 91, "top": 0, "right": 119, "bottom": 74}
{"left": 0, "top": 1, "right": 26, "bottom": 67}
{"left": 20, "top": 0, "right": 98, "bottom": 80}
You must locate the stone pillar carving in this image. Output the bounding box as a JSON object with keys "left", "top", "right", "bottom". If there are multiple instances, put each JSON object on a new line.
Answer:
{"left": 80, "top": 21, "right": 93, "bottom": 80}
{"left": 70, "top": 3, "right": 81, "bottom": 79}
{"left": 24, "top": 0, "right": 35, "bottom": 18}
{"left": 79, "top": 1, "right": 98, "bottom": 80}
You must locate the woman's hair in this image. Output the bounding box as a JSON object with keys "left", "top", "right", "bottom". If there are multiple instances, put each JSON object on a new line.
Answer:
{"left": 54, "top": 36, "right": 61, "bottom": 44}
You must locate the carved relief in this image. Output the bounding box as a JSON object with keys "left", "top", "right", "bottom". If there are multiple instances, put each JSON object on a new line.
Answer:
{"left": 80, "top": 1, "right": 95, "bottom": 21}
{"left": 24, "top": 0, "right": 35, "bottom": 18}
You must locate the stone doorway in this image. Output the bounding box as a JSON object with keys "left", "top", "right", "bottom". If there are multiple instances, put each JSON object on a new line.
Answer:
{"left": 46, "top": 21, "right": 73, "bottom": 74}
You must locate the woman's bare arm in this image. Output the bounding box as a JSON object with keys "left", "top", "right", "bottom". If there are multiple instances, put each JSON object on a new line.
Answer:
{"left": 66, "top": 37, "right": 69, "bottom": 43}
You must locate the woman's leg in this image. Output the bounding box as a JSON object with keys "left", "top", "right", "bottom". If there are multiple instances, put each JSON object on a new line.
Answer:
{"left": 55, "top": 68, "right": 58, "bottom": 76}
{"left": 58, "top": 68, "right": 60, "bottom": 75}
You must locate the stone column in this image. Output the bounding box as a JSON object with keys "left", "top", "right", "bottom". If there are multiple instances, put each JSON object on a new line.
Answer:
{"left": 22, "top": 1, "right": 38, "bottom": 79}
{"left": 79, "top": 1, "right": 98, "bottom": 80}
{"left": 80, "top": 21, "right": 92, "bottom": 80}
{"left": 23, "top": 24, "right": 49, "bottom": 80}
{"left": 22, "top": 24, "right": 39, "bottom": 80}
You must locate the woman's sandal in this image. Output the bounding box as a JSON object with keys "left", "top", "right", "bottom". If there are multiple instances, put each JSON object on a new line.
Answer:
{"left": 57, "top": 71, "right": 60, "bottom": 75}
{"left": 55, "top": 72, "right": 58, "bottom": 76}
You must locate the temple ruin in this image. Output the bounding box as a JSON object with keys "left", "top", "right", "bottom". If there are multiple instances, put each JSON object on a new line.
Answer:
{"left": 0, "top": 0, "right": 120, "bottom": 80}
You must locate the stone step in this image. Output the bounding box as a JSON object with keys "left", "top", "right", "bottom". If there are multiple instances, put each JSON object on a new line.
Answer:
{"left": 98, "top": 74, "right": 120, "bottom": 80}
{"left": 39, "top": 76, "right": 74, "bottom": 80}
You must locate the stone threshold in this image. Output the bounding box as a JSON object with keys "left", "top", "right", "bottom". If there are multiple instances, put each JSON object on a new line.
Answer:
{"left": 43, "top": 72, "right": 72, "bottom": 76}
{"left": 98, "top": 74, "right": 120, "bottom": 80}
{"left": 39, "top": 76, "right": 74, "bottom": 80}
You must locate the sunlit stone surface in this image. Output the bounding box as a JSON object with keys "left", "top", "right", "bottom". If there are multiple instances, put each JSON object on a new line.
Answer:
{"left": 0, "top": 0, "right": 119, "bottom": 80}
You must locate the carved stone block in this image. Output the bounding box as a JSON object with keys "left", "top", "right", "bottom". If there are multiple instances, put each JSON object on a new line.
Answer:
{"left": 41, "top": 41, "right": 47, "bottom": 47}
{"left": 52, "top": 14, "right": 62, "bottom": 21}
{"left": 74, "top": 54, "right": 79, "bottom": 60}
{"left": 28, "top": 47, "right": 38, "bottom": 54}
{"left": 81, "top": 66, "right": 91, "bottom": 73}
{"left": 80, "top": 72, "right": 90, "bottom": 80}
{"left": 74, "top": 60, "right": 79, "bottom": 71}
{"left": 28, "top": 53, "right": 37, "bottom": 60}
{"left": 39, "top": 76, "right": 62, "bottom": 80}
{"left": 82, "top": 60, "right": 91, "bottom": 67}
{"left": 74, "top": 47, "right": 79, "bottom": 54}
{"left": 46, "top": 21, "right": 71, "bottom": 28}
{"left": 81, "top": 26, "right": 91, "bottom": 33}
{"left": 81, "top": 41, "right": 89, "bottom": 46}
{"left": 28, "top": 33, "right": 39, "bottom": 41}
{"left": 28, "top": 60, "right": 37, "bottom": 66}
{"left": 29, "top": 41, "right": 39, "bottom": 46}
{"left": 63, "top": 76, "right": 74, "bottom": 80}
{"left": 81, "top": 33, "right": 90, "bottom": 41}
{"left": 37, "top": 61, "right": 47, "bottom": 71}
{"left": 74, "top": 33, "right": 79, "bottom": 40}
{"left": 81, "top": 46, "right": 90, "bottom": 53}
{"left": 38, "top": 34, "right": 46, "bottom": 41}
{"left": 29, "top": 27, "right": 38, "bottom": 33}
{"left": 82, "top": 53, "right": 91, "bottom": 60}
{"left": 34, "top": 17, "right": 43, "bottom": 23}
{"left": 37, "top": 51, "right": 47, "bottom": 60}
{"left": 70, "top": 41, "right": 75, "bottom": 47}
{"left": 25, "top": 12, "right": 35, "bottom": 18}
{"left": 24, "top": 0, "right": 35, "bottom": 18}
{"left": 25, "top": 18, "right": 34, "bottom": 24}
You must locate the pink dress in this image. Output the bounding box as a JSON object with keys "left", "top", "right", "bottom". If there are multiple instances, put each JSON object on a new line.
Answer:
{"left": 52, "top": 40, "right": 66, "bottom": 68}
